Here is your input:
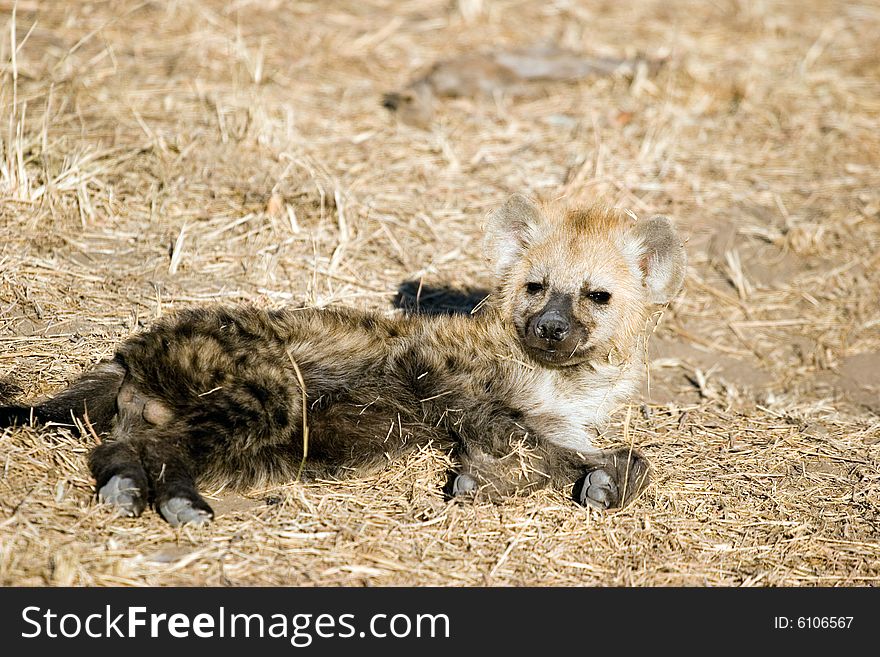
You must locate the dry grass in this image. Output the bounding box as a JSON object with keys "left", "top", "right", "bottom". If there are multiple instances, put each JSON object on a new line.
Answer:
{"left": 1, "top": 0, "right": 879, "bottom": 586}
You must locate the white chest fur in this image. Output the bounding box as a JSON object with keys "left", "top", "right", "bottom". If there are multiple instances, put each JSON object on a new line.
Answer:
{"left": 516, "top": 360, "right": 642, "bottom": 452}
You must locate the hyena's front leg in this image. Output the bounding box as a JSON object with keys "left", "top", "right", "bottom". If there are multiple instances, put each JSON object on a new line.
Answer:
{"left": 450, "top": 437, "right": 570, "bottom": 500}
{"left": 451, "top": 418, "right": 650, "bottom": 509}
{"left": 450, "top": 415, "right": 585, "bottom": 501}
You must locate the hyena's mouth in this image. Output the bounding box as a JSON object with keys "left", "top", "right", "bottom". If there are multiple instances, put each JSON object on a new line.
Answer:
{"left": 523, "top": 343, "right": 588, "bottom": 367}
{"left": 519, "top": 327, "right": 590, "bottom": 367}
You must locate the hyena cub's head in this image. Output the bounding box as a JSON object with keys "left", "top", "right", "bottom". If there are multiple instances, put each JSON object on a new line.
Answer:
{"left": 485, "top": 194, "right": 686, "bottom": 367}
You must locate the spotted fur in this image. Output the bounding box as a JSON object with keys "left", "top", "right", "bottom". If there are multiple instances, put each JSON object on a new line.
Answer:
{"left": 1, "top": 196, "right": 686, "bottom": 524}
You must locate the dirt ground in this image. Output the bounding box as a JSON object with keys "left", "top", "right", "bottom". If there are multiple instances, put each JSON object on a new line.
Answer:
{"left": 0, "top": 0, "right": 878, "bottom": 586}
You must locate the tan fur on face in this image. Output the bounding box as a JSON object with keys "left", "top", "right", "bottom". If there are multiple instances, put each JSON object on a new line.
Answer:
{"left": 493, "top": 199, "right": 663, "bottom": 367}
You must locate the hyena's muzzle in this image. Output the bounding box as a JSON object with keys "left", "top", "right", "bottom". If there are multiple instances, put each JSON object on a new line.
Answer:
{"left": 522, "top": 292, "right": 588, "bottom": 365}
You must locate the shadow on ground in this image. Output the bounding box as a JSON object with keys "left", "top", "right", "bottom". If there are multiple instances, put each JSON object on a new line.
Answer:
{"left": 392, "top": 280, "right": 491, "bottom": 317}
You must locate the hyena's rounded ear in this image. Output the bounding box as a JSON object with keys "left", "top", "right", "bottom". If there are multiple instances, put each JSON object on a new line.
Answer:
{"left": 483, "top": 194, "right": 543, "bottom": 275}
{"left": 629, "top": 215, "right": 687, "bottom": 304}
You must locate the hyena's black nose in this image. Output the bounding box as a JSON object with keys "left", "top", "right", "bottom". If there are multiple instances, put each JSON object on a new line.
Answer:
{"left": 535, "top": 311, "right": 570, "bottom": 343}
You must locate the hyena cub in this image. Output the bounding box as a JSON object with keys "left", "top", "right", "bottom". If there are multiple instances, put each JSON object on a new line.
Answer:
{"left": 0, "top": 195, "right": 686, "bottom": 526}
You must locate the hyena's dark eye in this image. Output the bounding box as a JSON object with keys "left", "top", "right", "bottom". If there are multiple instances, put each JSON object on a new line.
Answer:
{"left": 525, "top": 282, "right": 545, "bottom": 294}
{"left": 585, "top": 290, "right": 611, "bottom": 305}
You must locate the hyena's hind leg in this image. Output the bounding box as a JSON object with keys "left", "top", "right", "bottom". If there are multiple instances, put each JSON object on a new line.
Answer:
{"left": 89, "top": 431, "right": 214, "bottom": 526}
{"left": 89, "top": 441, "right": 150, "bottom": 517}
{"left": 89, "top": 382, "right": 213, "bottom": 526}
{"left": 138, "top": 438, "right": 214, "bottom": 526}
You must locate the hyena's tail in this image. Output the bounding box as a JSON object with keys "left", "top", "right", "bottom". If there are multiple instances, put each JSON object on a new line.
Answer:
{"left": 0, "top": 358, "right": 126, "bottom": 435}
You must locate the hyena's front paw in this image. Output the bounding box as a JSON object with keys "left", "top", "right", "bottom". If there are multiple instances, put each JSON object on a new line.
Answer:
{"left": 158, "top": 496, "right": 214, "bottom": 527}
{"left": 578, "top": 468, "right": 619, "bottom": 510}
{"left": 577, "top": 448, "right": 651, "bottom": 510}
{"left": 97, "top": 475, "right": 147, "bottom": 517}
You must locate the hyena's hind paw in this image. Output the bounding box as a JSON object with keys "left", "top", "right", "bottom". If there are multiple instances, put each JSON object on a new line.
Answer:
{"left": 97, "top": 479, "right": 214, "bottom": 526}
{"left": 98, "top": 474, "right": 148, "bottom": 517}
{"left": 90, "top": 439, "right": 214, "bottom": 527}
{"left": 450, "top": 473, "right": 479, "bottom": 497}
{"left": 576, "top": 448, "right": 651, "bottom": 511}
{"left": 158, "top": 496, "right": 214, "bottom": 527}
